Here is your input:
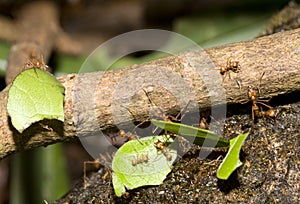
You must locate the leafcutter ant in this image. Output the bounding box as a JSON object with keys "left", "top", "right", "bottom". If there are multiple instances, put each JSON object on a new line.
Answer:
{"left": 118, "top": 129, "right": 139, "bottom": 141}
{"left": 218, "top": 54, "right": 243, "bottom": 81}
{"left": 83, "top": 153, "right": 112, "bottom": 188}
{"left": 131, "top": 154, "right": 149, "bottom": 166}
{"left": 24, "top": 51, "right": 50, "bottom": 78}
{"left": 83, "top": 159, "right": 101, "bottom": 188}
{"left": 114, "top": 129, "right": 144, "bottom": 147}
{"left": 247, "top": 72, "right": 276, "bottom": 121}
{"left": 155, "top": 140, "right": 173, "bottom": 161}
{"left": 25, "top": 51, "right": 49, "bottom": 71}
{"left": 199, "top": 117, "right": 209, "bottom": 129}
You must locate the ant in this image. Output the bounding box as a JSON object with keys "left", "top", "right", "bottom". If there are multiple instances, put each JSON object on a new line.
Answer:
{"left": 199, "top": 117, "right": 209, "bottom": 129}
{"left": 83, "top": 153, "right": 112, "bottom": 188}
{"left": 258, "top": 109, "right": 277, "bottom": 118}
{"left": 25, "top": 51, "right": 49, "bottom": 71}
{"left": 118, "top": 129, "right": 138, "bottom": 141}
{"left": 155, "top": 140, "right": 172, "bottom": 161}
{"left": 247, "top": 72, "right": 276, "bottom": 121}
{"left": 83, "top": 159, "right": 102, "bottom": 188}
{"left": 131, "top": 154, "right": 149, "bottom": 166}
{"left": 218, "top": 54, "right": 243, "bottom": 81}
{"left": 117, "top": 129, "right": 145, "bottom": 146}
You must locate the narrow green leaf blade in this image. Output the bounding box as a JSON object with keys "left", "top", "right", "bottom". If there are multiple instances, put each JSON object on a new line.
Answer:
{"left": 217, "top": 132, "right": 249, "bottom": 180}
{"left": 7, "top": 68, "right": 65, "bottom": 133}
{"left": 151, "top": 119, "right": 229, "bottom": 147}
{"left": 112, "top": 135, "right": 177, "bottom": 197}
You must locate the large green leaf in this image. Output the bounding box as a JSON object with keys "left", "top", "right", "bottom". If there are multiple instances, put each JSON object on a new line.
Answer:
{"left": 217, "top": 132, "right": 249, "bottom": 180}
{"left": 7, "top": 68, "right": 65, "bottom": 133}
{"left": 112, "top": 135, "right": 177, "bottom": 197}
{"left": 151, "top": 119, "right": 229, "bottom": 147}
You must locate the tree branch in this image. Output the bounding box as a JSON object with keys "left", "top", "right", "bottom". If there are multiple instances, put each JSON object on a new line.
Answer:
{"left": 0, "top": 28, "right": 299, "bottom": 160}
{"left": 0, "top": 2, "right": 83, "bottom": 58}
{"left": 5, "top": 1, "right": 59, "bottom": 84}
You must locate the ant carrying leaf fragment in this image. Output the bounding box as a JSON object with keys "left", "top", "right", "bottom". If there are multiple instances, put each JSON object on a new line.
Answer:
{"left": 111, "top": 119, "right": 249, "bottom": 197}
{"left": 7, "top": 68, "right": 64, "bottom": 133}
{"left": 24, "top": 51, "right": 50, "bottom": 77}
{"left": 25, "top": 51, "right": 49, "bottom": 71}
{"left": 112, "top": 135, "right": 177, "bottom": 197}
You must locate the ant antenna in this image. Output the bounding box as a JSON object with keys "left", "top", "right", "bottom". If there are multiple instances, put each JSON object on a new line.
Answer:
{"left": 257, "top": 71, "right": 265, "bottom": 94}
{"left": 142, "top": 88, "right": 158, "bottom": 107}
{"left": 120, "top": 104, "right": 137, "bottom": 122}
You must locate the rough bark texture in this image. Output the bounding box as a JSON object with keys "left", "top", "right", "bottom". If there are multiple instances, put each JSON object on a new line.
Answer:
{"left": 0, "top": 27, "right": 300, "bottom": 160}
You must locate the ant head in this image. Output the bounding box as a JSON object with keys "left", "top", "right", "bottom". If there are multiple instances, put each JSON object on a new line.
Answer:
{"left": 24, "top": 51, "right": 49, "bottom": 71}
{"left": 132, "top": 160, "right": 138, "bottom": 166}
{"left": 232, "top": 61, "right": 239, "bottom": 67}
{"left": 118, "top": 130, "right": 126, "bottom": 137}
{"left": 219, "top": 67, "right": 226, "bottom": 75}
{"left": 155, "top": 141, "right": 164, "bottom": 149}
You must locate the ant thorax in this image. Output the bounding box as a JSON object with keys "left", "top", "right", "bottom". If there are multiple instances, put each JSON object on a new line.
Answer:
{"left": 227, "top": 60, "right": 240, "bottom": 71}
{"left": 247, "top": 86, "right": 258, "bottom": 101}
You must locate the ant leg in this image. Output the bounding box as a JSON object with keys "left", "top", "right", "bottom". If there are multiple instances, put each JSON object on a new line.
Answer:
{"left": 251, "top": 107, "right": 255, "bottom": 121}
{"left": 33, "top": 68, "right": 39, "bottom": 78}
{"left": 174, "top": 100, "right": 191, "bottom": 121}
{"left": 84, "top": 160, "right": 101, "bottom": 189}
{"left": 228, "top": 71, "right": 231, "bottom": 80}
{"left": 120, "top": 104, "right": 138, "bottom": 122}
{"left": 83, "top": 161, "right": 87, "bottom": 189}
{"left": 142, "top": 88, "right": 159, "bottom": 107}
{"left": 226, "top": 57, "right": 232, "bottom": 67}
{"left": 257, "top": 72, "right": 265, "bottom": 94}
{"left": 222, "top": 72, "right": 227, "bottom": 82}
{"left": 257, "top": 101, "right": 273, "bottom": 109}
{"left": 240, "top": 98, "right": 249, "bottom": 104}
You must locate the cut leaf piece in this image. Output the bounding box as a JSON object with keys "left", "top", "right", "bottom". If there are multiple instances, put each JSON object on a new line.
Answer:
{"left": 7, "top": 68, "right": 65, "bottom": 133}
{"left": 112, "top": 135, "right": 177, "bottom": 197}
{"left": 151, "top": 119, "right": 229, "bottom": 147}
{"left": 217, "top": 132, "right": 249, "bottom": 180}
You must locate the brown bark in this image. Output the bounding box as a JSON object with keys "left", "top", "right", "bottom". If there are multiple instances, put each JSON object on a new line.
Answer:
{"left": 5, "top": 1, "right": 59, "bottom": 84}
{"left": 0, "top": 28, "right": 299, "bottom": 160}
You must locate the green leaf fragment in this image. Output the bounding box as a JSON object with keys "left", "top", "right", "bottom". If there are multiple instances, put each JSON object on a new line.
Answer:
{"left": 7, "top": 68, "right": 65, "bottom": 133}
{"left": 112, "top": 135, "right": 177, "bottom": 197}
{"left": 217, "top": 132, "right": 249, "bottom": 180}
{"left": 151, "top": 119, "right": 229, "bottom": 147}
